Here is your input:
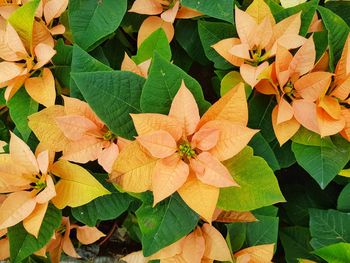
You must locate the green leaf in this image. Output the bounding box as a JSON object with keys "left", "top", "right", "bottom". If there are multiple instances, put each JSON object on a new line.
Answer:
{"left": 226, "top": 223, "right": 246, "bottom": 252}
{"left": 314, "top": 242, "right": 350, "bottom": 263}
{"left": 325, "top": 1, "right": 350, "bottom": 26}
{"left": 68, "top": 0, "right": 127, "bottom": 51}
{"left": 217, "top": 147, "right": 285, "bottom": 211}
{"left": 198, "top": 21, "right": 236, "bottom": 70}
{"left": 133, "top": 28, "right": 171, "bottom": 64}
{"left": 337, "top": 183, "right": 350, "bottom": 212}
{"left": 313, "top": 30, "right": 329, "bottom": 63}
{"left": 318, "top": 6, "right": 350, "bottom": 71}
{"left": 270, "top": 139, "right": 296, "bottom": 169}
{"left": 7, "top": 89, "right": 38, "bottom": 142}
{"left": 140, "top": 52, "right": 210, "bottom": 115}
{"left": 248, "top": 93, "right": 276, "bottom": 143}
{"left": 245, "top": 214, "right": 279, "bottom": 247}
{"left": 175, "top": 20, "right": 209, "bottom": 66}
{"left": 8, "top": 204, "right": 62, "bottom": 263}
{"left": 72, "top": 191, "right": 133, "bottom": 226}
{"left": 279, "top": 227, "right": 317, "bottom": 263}
{"left": 272, "top": 0, "right": 318, "bottom": 36}
{"left": 309, "top": 209, "right": 350, "bottom": 249}
{"left": 249, "top": 133, "right": 280, "bottom": 171}
{"left": 52, "top": 39, "right": 73, "bottom": 89}
{"left": 135, "top": 193, "right": 199, "bottom": 256}
{"left": 182, "top": 0, "right": 234, "bottom": 23}
{"left": 71, "top": 70, "right": 145, "bottom": 140}
{"left": 292, "top": 138, "right": 350, "bottom": 189}
{"left": 8, "top": 0, "right": 40, "bottom": 50}
{"left": 70, "top": 45, "right": 112, "bottom": 99}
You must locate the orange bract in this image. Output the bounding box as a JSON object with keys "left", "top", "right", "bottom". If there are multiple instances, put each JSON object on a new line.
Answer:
{"left": 112, "top": 81, "right": 257, "bottom": 222}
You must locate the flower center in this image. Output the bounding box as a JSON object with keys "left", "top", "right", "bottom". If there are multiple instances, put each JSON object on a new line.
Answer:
{"left": 283, "top": 82, "right": 294, "bottom": 95}
{"left": 103, "top": 130, "right": 116, "bottom": 141}
{"left": 178, "top": 142, "right": 196, "bottom": 158}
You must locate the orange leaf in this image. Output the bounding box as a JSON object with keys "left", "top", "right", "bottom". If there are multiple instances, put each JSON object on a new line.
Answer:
{"left": 190, "top": 152, "right": 237, "bottom": 188}
{"left": 43, "top": 0, "right": 69, "bottom": 24}
{"left": 76, "top": 226, "right": 105, "bottom": 245}
{"left": 0, "top": 238, "right": 9, "bottom": 261}
{"left": 316, "top": 107, "right": 345, "bottom": 137}
{"left": 276, "top": 98, "right": 294, "bottom": 124}
{"left": 176, "top": 6, "right": 202, "bottom": 19}
{"left": 199, "top": 82, "right": 248, "bottom": 127}
{"left": 275, "top": 45, "right": 293, "bottom": 88}
{"left": 213, "top": 209, "right": 257, "bottom": 223}
{"left": 137, "top": 130, "right": 177, "bottom": 159}
{"left": 202, "top": 120, "right": 258, "bottom": 161}
{"left": 129, "top": 0, "right": 163, "bottom": 15}
{"left": 0, "top": 61, "right": 23, "bottom": 84}
{"left": 191, "top": 127, "right": 220, "bottom": 151}
{"left": 24, "top": 68, "right": 56, "bottom": 107}
{"left": 23, "top": 202, "right": 48, "bottom": 238}
{"left": 97, "top": 142, "right": 119, "bottom": 173}
{"left": 0, "top": 191, "right": 36, "bottom": 229}
{"left": 340, "top": 108, "right": 350, "bottom": 141}
{"left": 234, "top": 244, "right": 274, "bottom": 262}
{"left": 202, "top": 223, "right": 232, "bottom": 261}
{"left": 294, "top": 72, "right": 333, "bottom": 101}
{"left": 161, "top": 0, "right": 179, "bottom": 23}
{"left": 33, "top": 43, "right": 56, "bottom": 69}
{"left": 289, "top": 37, "right": 316, "bottom": 77}
{"left": 10, "top": 132, "right": 39, "bottom": 175}
{"left": 212, "top": 38, "right": 244, "bottom": 67}
{"left": 131, "top": 113, "right": 182, "bottom": 141}
{"left": 169, "top": 81, "right": 200, "bottom": 136}
{"left": 235, "top": 7, "right": 257, "bottom": 47}
{"left": 178, "top": 175, "right": 219, "bottom": 223}
{"left": 293, "top": 99, "right": 319, "bottom": 134}
{"left": 335, "top": 33, "right": 350, "bottom": 85}
{"left": 318, "top": 96, "right": 341, "bottom": 120}
{"left": 181, "top": 227, "right": 205, "bottom": 262}
{"left": 240, "top": 62, "right": 269, "bottom": 87}
{"left": 331, "top": 75, "right": 350, "bottom": 100}
{"left": 35, "top": 175, "right": 56, "bottom": 204}
{"left": 152, "top": 154, "right": 189, "bottom": 205}
{"left": 111, "top": 141, "right": 155, "bottom": 193}
{"left": 272, "top": 106, "right": 300, "bottom": 145}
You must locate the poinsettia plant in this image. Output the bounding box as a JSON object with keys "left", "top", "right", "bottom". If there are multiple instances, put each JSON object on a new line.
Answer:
{"left": 0, "top": 0, "right": 350, "bottom": 262}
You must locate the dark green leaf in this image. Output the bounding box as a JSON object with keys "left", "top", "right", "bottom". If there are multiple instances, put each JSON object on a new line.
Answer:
{"left": 182, "top": 0, "right": 234, "bottom": 23}
{"left": 279, "top": 227, "right": 316, "bottom": 263}
{"left": 8, "top": 205, "right": 62, "bottom": 263}
{"left": 309, "top": 209, "right": 350, "bottom": 249}
{"left": 337, "top": 183, "right": 350, "bottom": 212}
{"left": 198, "top": 21, "right": 236, "bottom": 70}
{"left": 318, "top": 6, "right": 350, "bottom": 71}
{"left": 140, "top": 52, "right": 210, "bottom": 115}
{"left": 68, "top": 0, "right": 127, "bottom": 51}
{"left": 325, "top": 1, "right": 350, "bottom": 27}
{"left": 7, "top": 89, "right": 38, "bottom": 141}
{"left": 136, "top": 193, "right": 199, "bottom": 256}
{"left": 71, "top": 70, "right": 145, "bottom": 139}
{"left": 52, "top": 39, "right": 73, "bottom": 89}
{"left": 175, "top": 20, "right": 209, "bottom": 66}
{"left": 70, "top": 45, "right": 112, "bottom": 99}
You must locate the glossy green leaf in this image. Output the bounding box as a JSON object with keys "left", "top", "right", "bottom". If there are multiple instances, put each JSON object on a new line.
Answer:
{"left": 7, "top": 89, "right": 38, "bottom": 142}
{"left": 133, "top": 28, "right": 171, "bottom": 64}
{"left": 218, "top": 147, "right": 285, "bottom": 211}
{"left": 325, "top": 1, "right": 350, "bottom": 26}
{"left": 68, "top": 0, "right": 127, "bottom": 51}
{"left": 314, "top": 242, "right": 350, "bottom": 263}
{"left": 182, "top": 0, "right": 234, "bottom": 23}
{"left": 292, "top": 137, "right": 350, "bottom": 189}
{"left": 52, "top": 39, "right": 73, "bottom": 89}
{"left": 337, "top": 183, "right": 350, "bottom": 212}
{"left": 318, "top": 6, "right": 350, "bottom": 71}
{"left": 8, "top": 205, "right": 62, "bottom": 263}
{"left": 71, "top": 70, "right": 145, "bottom": 139}
{"left": 175, "top": 20, "right": 209, "bottom": 66}
{"left": 198, "top": 21, "right": 236, "bottom": 70}
{"left": 70, "top": 45, "right": 112, "bottom": 99}
{"left": 136, "top": 193, "right": 199, "bottom": 257}
{"left": 309, "top": 209, "right": 350, "bottom": 249}
{"left": 279, "top": 227, "right": 316, "bottom": 263}
{"left": 8, "top": 0, "right": 40, "bottom": 51}
{"left": 140, "top": 52, "right": 210, "bottom": 115}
